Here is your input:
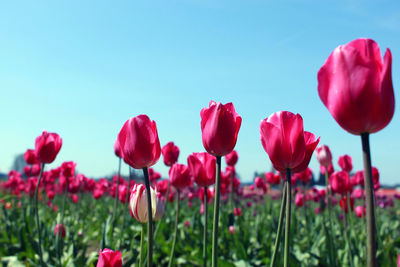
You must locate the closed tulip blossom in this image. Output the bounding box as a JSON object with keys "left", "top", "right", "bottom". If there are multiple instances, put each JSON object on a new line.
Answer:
{"left": 54, "top": 224, "right": 66, "bottom": 239}
{"left": 338, "top": 155, "right": 353, "bottom": 173}
{"left": 318, "top": 38, "right": 394, "bottom": 135}
{"left": 295, "top": 193, "right": 304, "bottom": 207}
{"left": 254, "top": 177, "right": 268, "bottom": 193}
{"left": 265, "top": 172, "right": 280, "bottom": 185}
{"left": 35, "top": 131, "right": 63, "bottom": 164}
{"left": 200, "top": 101, "right": 242, "bottom": 157}
{"left": 229, "top": 225, "right": 235, "bottom": 235}
{"left": 97, "top": 248, "right": 122, "bottom": 267}
{"left": 129, "top": 183, "right": 162, "bottom": 223}
{"left": 24, "top": 149, "right": 39, "bottom": 165}
{"left": 161, "top": 142, "right": 180, "bottom": 167}
{"left": 315, "top": 145, "right": 332, "bottom": 168}
{"left": 330, "top": 171, "right": 351, "bottom": 195}
{"left": 117, "top": 115, "right": 161, "bottom": 169}
{"left": 114, "top": 138, "right": 123, "bottom": 158}
{"left": 225, "top": 150, "right": 238, "bottom": 166}
{"left": 187, "top": 152, "right": 216, "bottom": 187}
{"left": 61, "top": 161, "right": 76, "bottom": 178}
{"left": 169, "top": 164, "right": 192, "bottom": 190}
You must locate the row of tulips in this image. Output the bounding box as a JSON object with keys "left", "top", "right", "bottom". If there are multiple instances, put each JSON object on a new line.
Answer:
{"left": 0, "top": 37, "right": 396, "bottom": 266}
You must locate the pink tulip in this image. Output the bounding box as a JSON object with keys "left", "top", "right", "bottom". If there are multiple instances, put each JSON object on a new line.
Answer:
{"left": 315, "top": 145, "right": 332, "bottom": 168}
{"left": 200, "top": 101, "right": 242, "bottom": 156}
{"left": 318, "top": 38, "right": 394, "bottom": 135}
{"left": 187, "top": 152, "right": 216, "bottom": 187}
{"left": 225, "top": 150, "right": 239, "bottom": 166}
{"left": 169, "top": 164, "right": 192, "bottom": 189}
{"left": 35, "top": 131, "right": 62, "bottom": 164}
{"left": 161, "top": 142, "right": 180, "bottom": 167}
{"left": 97, "top": 248, "right": 122, "bottom": 267}
{"left": 338, "top": 155, "right": 353, "bottom": 172}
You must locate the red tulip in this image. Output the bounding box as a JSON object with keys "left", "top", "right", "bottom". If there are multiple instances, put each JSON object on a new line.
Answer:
{"left": 260, "top": 111, "right": 306, "bottom": 172}
{"left": 339, "top": 196, "right": 354, "bottom": 213}
{"left": 156, "top": 180, "right": 169, "bottom": 196}
{"left": 320, "top": 164, "right": 334, "bottom": 176}
{"left": 318, "top": 38, "right": 394, "bottom": 135}
{"left": 24, "top": 149, "right": 39, "bottom": 164}
{"left": 330, "top": 171, "right": 351, "bottom": 195}
{"left": 148, "top": 168, "right": 162, "bottom": 182}
{"left": 54, "top": 224, "right": 66, "bottom": 239}
{"left": 161, "top": 142, "right": 180, "bottom": 167}
{"left": 200, "top": 101, "right": 242, "bottom": 156}
{"left": 338, "top": 155, "right": 353, "bottom": 172}
{"left": 187, "top": 152, "right": 216, "bottom": 187}
{"left": 254, "top": 177, "right": 268, "bottom": 193}
{"left": 35, "top": 131, "right": 62, "bottom": 164}
{"left": 24, "top": 164, "right": 41, "bottom": 177}
{"left": 315, "top": 145, "right": 332, "bottom": 168}
{"left": 117, "top": 115, "right": 161, "bottom": 169}
{"left": 265, "top": 172, "right": 280, "bottom": 185}
{"left": 198, "top": 187, "right": 213, "bottom": 203}
{"left": 225, "top": 150, "right": 238, "bottom": 166}
{"left": 169, "top": 164, "right": 192, "bottom": 189}
{"left": 233, "top": 207, "right": 242, "bottom": 217}
{"left": 295, "top": 168, "right": 313, "bottom": 184}
{"left": 61, "top": 161, "right": 76, "bottom": 178}
{"left": 97, "top": 248, "right": 122, "bottom": 267}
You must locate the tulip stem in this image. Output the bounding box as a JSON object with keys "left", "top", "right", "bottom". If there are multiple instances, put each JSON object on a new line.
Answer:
{"left": 112, "top": 157, "right": 122, "bottom": 247}
{"left": 270, "top": 181, "right": 287, "bottom": 267}
{"left": 34, "top": 163, "right": 45, "bottom": 266}
{"left": 168, "top": 190, "right": 180, "bottom": 267}
{"left": 324, "top": 170, "right": 338, "bottom": 266}
{"left": 57, "top": 176, "right": 69, "bottom": 267}
{"left": 361, "top": 133, "right": 377, "bottom": 267}
{"left": 212, "top": 156, "right": 222, "bottom": 267}
{"left": 283, "top": 169, "right": 292, "bottom": 267}
{"left": 119, "top": 166, "right": 133, "bottom": 250}
{"left": 203, "top": 186, "right": 208, "bottom": 267}
{"left": 139, "top": 223, "right": 145, "bottom": 267}
{"left": 142, "top": 167, "right": 153, "bottom": 267}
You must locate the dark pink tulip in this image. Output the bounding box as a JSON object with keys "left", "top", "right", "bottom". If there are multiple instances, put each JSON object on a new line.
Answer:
{"left": 292, "top": 132, "right": 320, "bottom": 173}
{"left": 225, "top": 150, "right": 238, "bottom": 166}
{"left": 61, "top": 161, "right": 76, "bottom": 178}
{"left": 338, "top": 155, "right": 353, "bottom": 172}
{"left": 24, "top": 164, "right": 41, "bottom": 177}
{"left": 294, "top": 168, "right": 313, "bottom": 184}
{"left": 97, "top": 248, "right": 122, "bottom": 267}
{"left": 330, "top": 171, "right": 351, "bottom": 195}
{"left": 397, "top": 254, "right": 400, "bottom": 267}
{"left": 169, "top": 164, "right": 192, "bottom": 189}
{"left": 254, "top": 176, "right": 268, "bottom": 193}
{"left": 260, "top": 111, "right": 306, "bottom": 172}
{"left": 184, "top": 221, "right": 191, "bottom": 227}
{"left": 24, "top": 149, "right": 39, "bottom": 164}
{"left": 161, "top": 142, "right": 180, "bottom": 167}
{"left": 354, "top": 171, "right": 365, "bottom": 186}
{"left": 71, "top": 194, "right": 79, "bottom": 203}
{"left": 353, "top": 188, "right": 364, "bottom": 199}
{"left": 315, "top": 145, "right": 332, "bottom": 168}
{"left": 117, "top": 115, "right": 161, "bottom": 169}
{"left": 233, "top": 207, "right": 242, "bottom": 217}
{"left": 200, "top": 101, "right": 242, "bottom": 156}
{"left": 54, "top": 224, "right": 66, "bottom": 238}
{"left": 35, "top": 131, "right": 62, "bottom": 164}
{"left": 148, "top": 168, "right": 162, "bottom": 182}
{"left": 265, "top": 172, "right": 280, "bottom": 185}
{"left": 229, "top": 225, "right": 235, "bottom": 235}
{"left": 187, "top": 152, "right": 216, "bottom": 187}
{"left": 156, "top": 180, "right": 169, "bottom": 196}
{"left": 318, "top": 38, "right": 394, "bottom": 135}
{"left": 339, "top": 196, "right": 354, "bottom": 213}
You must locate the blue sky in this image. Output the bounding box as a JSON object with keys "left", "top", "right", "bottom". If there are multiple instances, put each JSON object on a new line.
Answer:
{"left": 0, "top": 0, "right": 399, "bottom": 184}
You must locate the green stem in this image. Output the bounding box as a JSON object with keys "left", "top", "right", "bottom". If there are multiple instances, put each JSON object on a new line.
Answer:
{"left": 344, "top": 209, "right": 355, "bottom": 267}
{"left": 324, "top": 170, "right": 338, "bottom": 267}
{"left": 34, "top": 163, "right": 45, "bottom": 266}
{"left": 154, "top": 182, "right": 170, "bottom": 240}
{"left": 57, "top": 176, "right": 69, "bottom": 267}
{"left": 111, "top": 157, "right": 122, "bottom": 247}
{"left": 139, "top": 223, "right": 145, "bottom": 267}
{"left": 168, "top": 190, "right": 180, "bottom": 267}
{"left": 361, "top": 133, "right": 377, "bottom": 267}
{"left": 119, "top": 166, "right": 133, "bottom": 250}
{"left": 203, "top": 186, "right": 208, "bottom": 267}
{"left": 283, "top": 169, "right": 292, "bottom": 267}
{"left": 142, "top": 167, "right": 153, "bottom": 267}
{"left": 211, "top": 156, "right": 222, "bottom": 267}
{"left": 270, "top": 181, "right": 287, "bottom": 267}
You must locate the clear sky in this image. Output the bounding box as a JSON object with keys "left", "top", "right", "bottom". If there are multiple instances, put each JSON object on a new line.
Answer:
{"left": 0, "top": 0, "right": 399, "bottom": 184}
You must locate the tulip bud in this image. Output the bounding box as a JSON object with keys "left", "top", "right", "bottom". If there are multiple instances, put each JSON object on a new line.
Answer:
{"left": 161, "top": 142, "right": 180, "bottom": 167}
{"left": 129, "top": 184, "right": 163, "bottom": 223}
{"left": 169, "top": 164, "right": 192, "bottom": 189}
{"left": 24, "top": 149, "right": 39, "bottom": 164}
{"left": 54, "top": 224, "right": 66, "bottom": 239}
{"left": 225, "top": 150, "right": 238, "bottom": 166}
{"left": 315, "top": 145, "right": 332, "bottom": 168}
{"left": 338, "top": 155, "right": 353, "bottom": 172}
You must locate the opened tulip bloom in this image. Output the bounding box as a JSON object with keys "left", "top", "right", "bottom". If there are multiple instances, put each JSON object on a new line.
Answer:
{"left": 161, "top": 142, "right": 180, "bottom": 166}
{"left": 200, "top": 101, "right": 242, "bottom": 157}
{"left": 97, "top": 248, "right": 122, "bottom": 267}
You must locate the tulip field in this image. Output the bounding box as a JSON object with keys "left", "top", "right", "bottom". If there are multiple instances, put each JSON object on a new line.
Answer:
{"left": 0, "top": 37, "right": 398, "bottom": 267}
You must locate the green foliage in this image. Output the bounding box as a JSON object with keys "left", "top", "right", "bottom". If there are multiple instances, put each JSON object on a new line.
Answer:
{"left": 0, "top": 192, "right": 399, "bottom": 266}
